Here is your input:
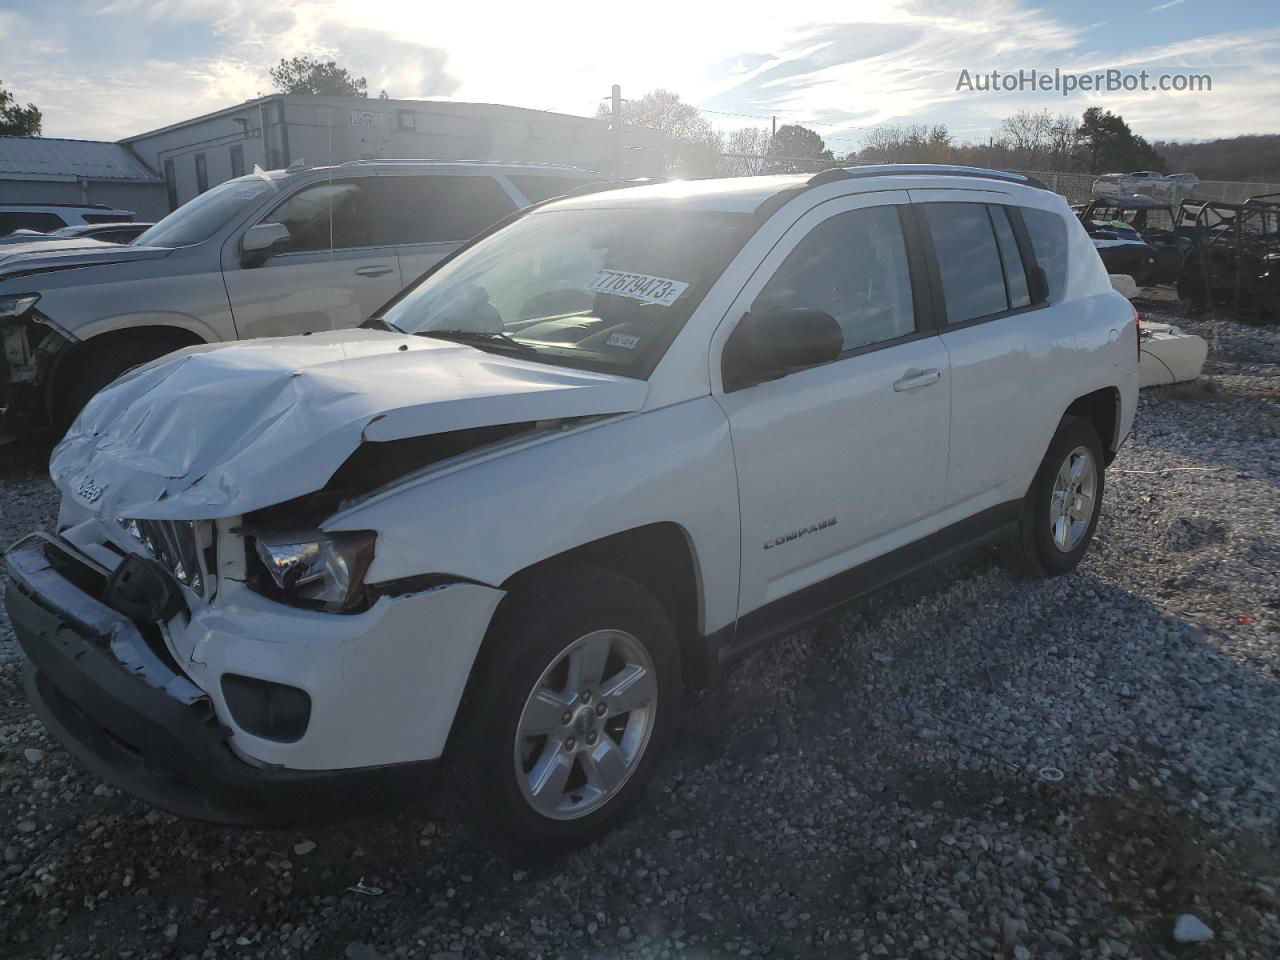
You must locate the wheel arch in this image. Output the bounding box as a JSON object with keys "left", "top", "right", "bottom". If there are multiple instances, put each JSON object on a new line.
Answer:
{"left": 45, "top": 324, "right": 208, "bottom": 423}
{"left": 1063, "top": 386, "right": 1121, "bottom": 465}
{"left": 498, "top": 522, "right": 712, "bottom": 688}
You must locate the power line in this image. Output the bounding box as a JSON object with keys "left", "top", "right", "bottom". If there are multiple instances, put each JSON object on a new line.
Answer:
{"left": 696, "top": 106, "right": 868, "bottom": 131}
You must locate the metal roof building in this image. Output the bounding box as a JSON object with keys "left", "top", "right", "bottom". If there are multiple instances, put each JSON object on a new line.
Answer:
{"left": 0, "top": 136, "right": 167, "bottom": 219}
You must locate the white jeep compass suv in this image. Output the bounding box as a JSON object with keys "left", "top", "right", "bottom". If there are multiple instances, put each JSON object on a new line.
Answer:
{"left": 6, "top": 165, "right": 1138, "bottom": 861}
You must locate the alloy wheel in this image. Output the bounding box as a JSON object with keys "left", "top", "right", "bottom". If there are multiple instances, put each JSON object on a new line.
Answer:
{"left": 513, "top": 629, "right": 657, "bottom": 820}
{"left": 1049, "top": 445, "right": 1098, "bottom": 552}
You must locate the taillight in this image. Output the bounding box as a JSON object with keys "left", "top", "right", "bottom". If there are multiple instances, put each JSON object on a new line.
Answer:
{"left": 1131, "top": 303, "right": 1141, "bottom": 361}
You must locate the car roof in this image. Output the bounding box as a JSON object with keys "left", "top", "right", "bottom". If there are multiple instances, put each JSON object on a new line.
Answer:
{"left": 547, "top": 165, "right": 1050, "bottom": 215}
{"left": 288, "top": 159, "right": 609, "bottom": 179}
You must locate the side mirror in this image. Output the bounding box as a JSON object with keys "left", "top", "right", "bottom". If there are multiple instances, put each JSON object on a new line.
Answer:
{"left": 1028, "top": 265, "right": 1050, "bottom": 304}
{"left": 240, "top": 222, "right": 291, "bottom": 267}
{"left": 723, "top": 306, "right": 844, "bottom": 391}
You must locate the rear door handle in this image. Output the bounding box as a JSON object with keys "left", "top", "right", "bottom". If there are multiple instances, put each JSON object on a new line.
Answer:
{"left": 354, "top": 265, "right": 394, "bottom": 277}
{"left": 893, "top": 368, "right": 942, "bottom": 392}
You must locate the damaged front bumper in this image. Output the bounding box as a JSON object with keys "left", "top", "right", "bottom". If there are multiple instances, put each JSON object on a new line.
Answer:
{"left": 4, "top": 534, "right": 484, "bottom": 825}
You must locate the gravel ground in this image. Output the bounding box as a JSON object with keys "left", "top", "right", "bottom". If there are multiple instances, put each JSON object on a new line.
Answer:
{"left": 1, "top": 306, "right": 1277, "bottom": 960}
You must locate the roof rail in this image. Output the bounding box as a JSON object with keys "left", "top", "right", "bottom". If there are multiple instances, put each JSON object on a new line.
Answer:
{"left": 806, "top": 163, "right": 1050, "bottom": 191}
{"left": 0, "top": 201, "right": 121, "bottom": 210}
{"left": 333, "top": 158, "right": 603, "bottom": 173}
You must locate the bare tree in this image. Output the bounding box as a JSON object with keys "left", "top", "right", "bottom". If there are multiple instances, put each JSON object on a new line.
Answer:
{"left": 720, "top": 127, "right": 773, "bottom": 176}
{"left": 1046, "top": 114, "right": 1081, "bottom": 172}
{"left": 856, "top": 124, "right": 953, "bottom": 164}
{"left": 595, "top": 89, "right": 723, "bottom": 176}
{"left": 998, "top": 109, "right": 1054, "bottom": 168}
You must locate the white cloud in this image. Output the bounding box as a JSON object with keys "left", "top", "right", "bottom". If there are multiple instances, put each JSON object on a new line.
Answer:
{"left": 4, "top": 0, "right": 1276, "bottom": 146}
{"left": 1148, "top": 0, "right": 1187, "bottom": 11}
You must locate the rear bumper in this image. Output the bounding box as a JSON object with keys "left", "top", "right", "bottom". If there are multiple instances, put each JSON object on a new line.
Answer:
{"left": 5, "top": 535, "right": 435, "bottom": 826}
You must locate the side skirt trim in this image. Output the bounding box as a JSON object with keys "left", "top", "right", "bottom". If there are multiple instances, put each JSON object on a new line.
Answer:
{"left": 713, "top": 500, "right": 1021, "bottom": 670}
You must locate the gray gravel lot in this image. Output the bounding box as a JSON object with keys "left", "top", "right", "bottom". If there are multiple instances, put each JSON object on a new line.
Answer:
{"left": 1, "top": 306, "right": 1277, "bottom": 960}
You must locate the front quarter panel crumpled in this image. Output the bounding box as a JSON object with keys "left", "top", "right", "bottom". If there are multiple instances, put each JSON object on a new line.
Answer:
{"left": 324, "top": 396, "right": 743, "bottom": 641}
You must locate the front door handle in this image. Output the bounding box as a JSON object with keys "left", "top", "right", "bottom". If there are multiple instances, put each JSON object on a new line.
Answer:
{"left": 893, "top": 368, "right": 942, "bottom": 392}
{"left": 354, "top": 265, "right": 394, "bottom": 277}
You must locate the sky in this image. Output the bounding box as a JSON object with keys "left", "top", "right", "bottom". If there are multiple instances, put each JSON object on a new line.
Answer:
{"left": 2, "top": 0, "right": 1277, "bottom": 150}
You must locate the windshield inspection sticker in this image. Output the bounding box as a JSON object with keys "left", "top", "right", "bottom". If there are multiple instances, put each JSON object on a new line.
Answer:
{"left": 606, "top": 332, "right": 641, "bottom": 350}
{"left": 586, "top": 270, "right": 690, "bottom": 306}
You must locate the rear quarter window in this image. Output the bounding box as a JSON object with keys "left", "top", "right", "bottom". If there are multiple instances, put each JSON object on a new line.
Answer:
{"left": 1021, "top": 207, "right": 1069, "bottom": 302}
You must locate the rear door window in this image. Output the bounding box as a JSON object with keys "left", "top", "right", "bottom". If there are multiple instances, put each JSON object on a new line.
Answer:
{"left": 380, "top": 175, "right": 518, "bottom": 244}
{"left": 1020, "top": 207, "right": 1069, "bottom": 302}
{"left": 920, "top": 202, "right": 1009, "bottom": 324}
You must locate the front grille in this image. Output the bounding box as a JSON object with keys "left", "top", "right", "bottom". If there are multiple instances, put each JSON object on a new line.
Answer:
{"left": 119, "top": 519, "right": 215, "bottom": 598}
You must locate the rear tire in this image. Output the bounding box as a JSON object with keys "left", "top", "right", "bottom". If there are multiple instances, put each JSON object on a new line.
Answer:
{"left": 447, "top": 563, "right": 680, "bottom": 863}
{"left": 1000, "top": 416, "right": 1105, "bottom": 578}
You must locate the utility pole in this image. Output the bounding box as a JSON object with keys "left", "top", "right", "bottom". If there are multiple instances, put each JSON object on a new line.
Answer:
{"left": 611, "top": 84, "right": 623, "bottom": 177}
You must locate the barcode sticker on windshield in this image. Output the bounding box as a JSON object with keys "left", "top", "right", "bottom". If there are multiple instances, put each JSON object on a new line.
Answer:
{"left": 585, "top": 270, "right": 690, "bottom": 306}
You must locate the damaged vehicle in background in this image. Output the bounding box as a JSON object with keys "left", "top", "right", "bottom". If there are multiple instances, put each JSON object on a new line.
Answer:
{"left": 4, "top": 165, "right": 1137, "bottom": 861}
{"left": 0, "top": 160, "right": 609, "bottom": 442}
{"left": 1078, "top": 195, "right": 1192, "bottom": 286}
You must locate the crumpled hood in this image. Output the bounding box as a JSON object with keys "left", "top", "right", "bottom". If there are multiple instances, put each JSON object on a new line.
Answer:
{"left": 0, "top": 239, "right": 171, "bottom": 278}
{"left": 52, "top": 329, "right": 648, "bottom": 520}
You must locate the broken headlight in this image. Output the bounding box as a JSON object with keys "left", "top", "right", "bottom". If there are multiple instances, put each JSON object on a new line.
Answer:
{"left": 0, "top": 293, "right": 39, "bottom": 324}
{"left": 251, "top": 531, "right": 376, "bottom": 611}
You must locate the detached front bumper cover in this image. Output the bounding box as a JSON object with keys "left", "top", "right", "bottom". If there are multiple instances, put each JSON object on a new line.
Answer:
{"left": 4, "top": 534, "right": 435, "bottom": 825}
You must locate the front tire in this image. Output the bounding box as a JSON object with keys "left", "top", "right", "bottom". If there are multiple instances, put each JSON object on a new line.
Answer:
{"left": 56, "top": 335, "right": 193, "bottom": 429}
{"left": 448, "top": 563, "right": 680, "bottom": 862}
{"left": 1001, "top": 416, "right": 1105, "bottom": 578}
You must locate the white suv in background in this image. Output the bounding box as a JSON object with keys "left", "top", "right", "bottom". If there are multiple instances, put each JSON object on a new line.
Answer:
{"left": 6, "top": 165, "right": 1138, "bottom": 861}
{"left": 0, "top": 161, "right": 609, "bottom": 440}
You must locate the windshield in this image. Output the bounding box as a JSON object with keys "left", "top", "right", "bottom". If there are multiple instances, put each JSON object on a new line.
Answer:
{"left": 381, "top": 207, "right": 752, "bottom": 378}
{"left": 134, "top": 176, "right": 279, "bottom": 248}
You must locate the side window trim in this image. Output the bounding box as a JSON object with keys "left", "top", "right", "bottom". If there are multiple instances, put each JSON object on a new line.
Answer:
{"left": 1004, "top": 205, "right": 1052, "bottom": 308}
{"left": 984, "top": 205, "right": 1016, "bottom": 310}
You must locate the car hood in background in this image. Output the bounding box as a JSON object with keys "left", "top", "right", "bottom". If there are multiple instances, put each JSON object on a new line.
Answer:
{"left": 0, "top": 239, "right": 172, "bottom": 277}
{"left": 51, "top": 330, "right": 648, "bottom": 520}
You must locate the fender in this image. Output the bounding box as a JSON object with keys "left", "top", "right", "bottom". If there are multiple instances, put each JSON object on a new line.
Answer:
{"left": 70, "top": 311, "right": 227, "bottom": 345}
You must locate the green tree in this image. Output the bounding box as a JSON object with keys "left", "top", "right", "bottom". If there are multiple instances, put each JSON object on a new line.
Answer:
{"left": 768, "top": 124, "right": 834, "bottom": 172}
{"left": 269, "top": 56, "right": 367, "bottom": 97}
{"left": 1078, "top": 107, "right": 1165, "bottom": 173}
{"left": 0, "top": 81, "right": 42, "bottom": 137}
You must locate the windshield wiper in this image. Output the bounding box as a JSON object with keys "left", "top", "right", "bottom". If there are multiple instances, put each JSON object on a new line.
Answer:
{"left": 363, "top": 315, "right": 404, "bottom": 333}
{"left": 417, "top": 329, "right": 539, "bottom": 357}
